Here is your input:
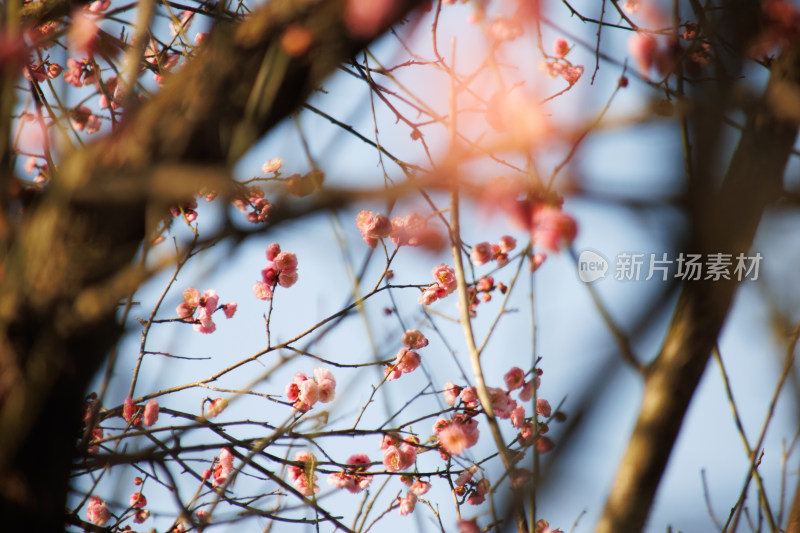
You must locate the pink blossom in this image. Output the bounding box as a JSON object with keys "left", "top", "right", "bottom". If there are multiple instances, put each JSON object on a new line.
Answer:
{"left": 486, "top": 17, "right": 523, "bottom": 41}
{"left": 142, "top": 399, "right": 159, "bottom": 427}
{"left": 67, "top": 12, "right": 99, "bottom": 55}
{"left": 409, "top": 480, "right": 431, "bottom": 495}
{"left": 88, "top": 0, "right": 111, "bottom": 12}
{"left": 130, "top": 491, "right": 147, "bottom": 508}
{"left": 278, "top": 269, "right": 299, "bottom": 288}
{"left": 439, "top": 421, "right": 479, "bottom": 456}
{"left": 348, "top": 453, "right": 370, "bottom": 467}
{"left": 289, "top": 451, "right": 319, "bottom": 496}
{"left": 344, "top": 0, "right": 396, "bottom": 38}
{"left": 133, "top": 509, "right": 150, "bottom": 523}
{"left": 511, "top": 404, "right": 526, "bottom": 429}
{"left": 398, "top": 492, "right": 417, "bottom": 515}
{"left": 459, "top": 387, "right": 479, "bottom": 407}
{"left": 213, "top": 448, "right": 234, "bottom": 486}
{"left": 536, "top": 398, "right": 552, "bottom": 418}
{"left": 623, "top": 0, "right": 641, "bottom": 14}
{"left": 487, "top": 387, "right": 517, "bottom": 419}
{"left": 328, "top": 471, "right": 359, "bottom": 492}
{"left": 266, "top": 242, "right": 281, "bottom": 261}
{"left": 123, "top": 397, "right": 136, "bottom": 422}
{"left": 253, "top": 281, "right": 274, "bottom": 300}
{"left": 395, "top": 348, "right": 421, "bottom": 374}
{"left": 222, "top": 302, "right": 237, "bottom": 319}
{"left": 561, "top": 65, "right": 584, "bottom": 85}
{"left": 86, "top": 495, "right": 112, "bottom": 526}
{"left": 498, "top": 235, "right": 516, "bottom": 253}
{"left": 529, "top": 253, "right": 547, "bottom": 272}
{"left": 536, "top": 436, "right": 555, "bottom": 453}
{"left": 402, "top": 329, "right": 429, "bottom": 349}
{"left": 443, "top": 382, "right": 461, "bottom": 406}
{"left": 356, "top": 210, "right": 393, "bottom": 247}
{"left": 470, "top": 242, "right": 493, "bottom": 266}
{"left": 531, "top": 205, "right": 577, "bottom": 251}
{"left": 274, "top": 251, "right": 298, "bottom": 271}
{"left": 262, "top": 158, "right": 283, "bottom": 174}
{"left": 455, "top": 465, "right": 478, "bottom": 487}
{"left": 317, "top": 378, "right": 336, "bottom": 403}
{"left": 206, "top": 398, "right": 228, "bottom": 418}
{"left": 628, "top": 32, "right": 659, "bottom": 74}
{"left": 538, "top": 60, "right": 565, "bottom": 79}
{"left": 382, "top": 443, "right": 416, "bottom": 472}
{"left": 467, "top": 478, "right": 489, "bottom": 505}
{"left": 504, "top": 367, "right": 525, "bottom": 390}
{"left": 418, "top": 286, "right": 439, "bottom": 305}
{"left": 457, "top": 518, "right": 481, "bottom": 533}
{"left": 553, "top": 38, "right": 570, "bottom": 58}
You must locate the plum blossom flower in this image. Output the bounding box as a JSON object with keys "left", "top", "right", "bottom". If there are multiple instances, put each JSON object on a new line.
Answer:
{"left": 288, "top": 451, "right": 319, "bottom": 496}
{"left": 398, "top": 492, "right": 417, "bottom": 515}
{"left": 504, "top": 367, "right": 525, "bottom": 390}
{"left": 628, "top": 32, "right": 659, "bottom": 74}
{"left": 386, "top": 348, "right": 421, "bottom": 381}
{"left": 87, "top": 495, "right": 112, "bottom": 526}
{"left": 443, "top": 382, "right": 462, "bottom": 406}
{"left": 511, "top": 404, "right": 526, "bottom": 429}
{"left": 356, "top": 210, "right": 393, "bottom": 248}
{"left": 130, "top": 492, "right": 147, "bottom": 508}
{"left": 470, "top": 242, "right": 493, "bottom": 266}
{"left": 402, "top": 329, "right": 429, "bottom": 349}
{"left": 536, "top": 398, "right": 552, "bottom": 418}
{"left": 438, "top": 417, "right": 480, "bottom": 456}
{"left": 183, "top": 288, "right": 222, "bottom": 333}
{"left": 531, "top": 205, "right": 577, "bottom": 251}
{"left": 255, "top": 243, "right": 298, "bottom": 300}
{"left": 553, "top": 37, "right": 570, "bottom": 58}
{"left": 390, "top": 213, "right": 445, "bottom": 250}
{"left": 455, "top": 465, "right": 478, "bottom": 487}
{"left": 486, "top": 17, "right": 523, "bottom": 41}
{"left": 262, "top": 158, "right": 283, "bottom": 174}
{"left": 142, "top": 399, "right": 159, "bottom": 427}
{"left": 382, "top": 436, "right": 417, "bottom": 472}
{"left": 122, "top": 397, "right": 136, "bottom": 422}
{"left": 457, "top": 518, "right": 481, "bottom": 533}
{"left": 206, "top": 398, "right": 228, "bottom": 418}
{"left": 418, "top": 264, "right": 458, "bottom": 305}
{"left": 212, "top": 448, "right": 235, "bottom": 486}
{"left": 498, "top": 235, "right": 516, "bottom": 253}
{"left": 287, "top": 368, "right": 336, "bottom": 411}
{"left": 561, "top": 65, "right": 584, "bottom": 85}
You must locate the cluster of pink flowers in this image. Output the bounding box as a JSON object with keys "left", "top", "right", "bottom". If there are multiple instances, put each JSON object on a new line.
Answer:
{"left": 396, "top": 476, "right": 430, "bottom": 516}
{"left": 129, "top": 490, "right": 150, "bottom": 523}
{"left": 385, "top": 329, "right": 428, "bottom": 381}
{"left": 327, "top": 453, "right": 373, "bottom": 493}
{"left": 285, "top": 367, "right": 336, "bottom": 412}
{"left": 381, "top": 434, "right": 418, "bottom": 472}
{"left": 463, "top": 276, "right": 508, "bottom": 317}
{"left": 538, "top": 38, "right": 584, "bottom": 85}
{"left": 169, "top": 199, "right": 198, "bottom": 223}
{"left": 233, "top": 185, "right": 272, "bottom": 223}
{"left": 418, "top": 264, "right": 457, "bottom": 305}
{"left": 122, "top": 397, "right": 159, "bottom": 427}
{"left": 356, "top": 210, "right": 443, "bottom": 250}
{"left": 508, "top": 200, "right": 577, "bottom": 253}
{"left": 486, "top": 16, "right": 523, "bottom": 42}
{"left": 70, "top": 105, "right": 101, "bottom": 134}
{"left": 288, "top": 451, "right": 319, "bottom": 496}
{"left": 177, "top": 287, "right": 236, "bottom": 334}
{"left": 86, "top": 495, "right": 112, "bottom": 526}
{"left": 470, "top": 235, "right": 516, "bottom": 267}
{"left": 452, "top": 465, "right": 488, "bottom": 505}
{"left": 254, "top": 243, "right": 298, "bottom": 301}
{"left": 434, "top": 413, "right": 480, "bottom": 456}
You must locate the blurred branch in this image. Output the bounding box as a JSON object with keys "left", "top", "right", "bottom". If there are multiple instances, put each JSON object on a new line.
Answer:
{"left": 597, "top": 32, "right": 800, "bottom": 533}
